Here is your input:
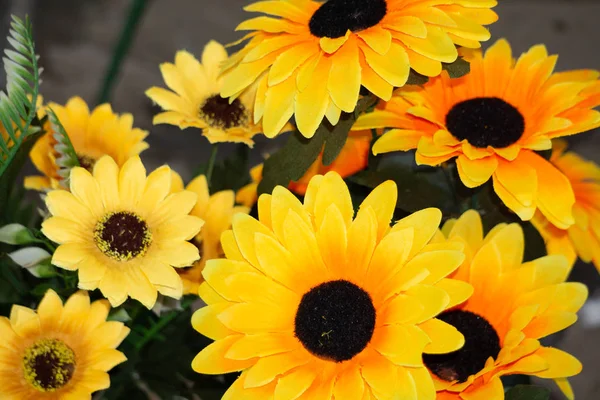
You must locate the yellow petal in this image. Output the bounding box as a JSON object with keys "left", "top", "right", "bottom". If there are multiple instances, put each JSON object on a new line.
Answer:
{"left": 274, "top": 365, "right": 318, "bottom": 400}
{"left": 333, "top": 365, "right": 364, "bottom": 400}
{"left": 420, "top": 319, "right": 464, "bottom": 354}
{"left": 192, "top": 335, "right": 255, "bottom": 374}
{"left": 226, "top": 332, "right": 300, "bottom": 361}
{"left": 359, "top": 180, "right": 398, "bottom": 241}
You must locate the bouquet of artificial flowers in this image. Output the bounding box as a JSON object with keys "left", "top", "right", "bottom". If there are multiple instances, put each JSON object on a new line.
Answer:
{"left": 0, "top": 0, "right": 599, "bottom": 399}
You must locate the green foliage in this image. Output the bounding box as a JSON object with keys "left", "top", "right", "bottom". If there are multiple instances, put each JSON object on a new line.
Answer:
{"left": 0, "top": 15, "right": 44, "bottom": 213}
{"left": 194, "top": 144, "right": 251, "bottom": 193}
{"left": 505, "top": 385, "right": 551, "bottom": 400}
{"left": 258, "top": 95, "right": 377, "bottom": 195}
{"left": 405, "top": 57, "right": 471, "bottom": 86}
{"left": 443, "top": 57, "right": 471, "bottom": 79}
{"left": 349, "top": 151, "right": 455, "bottom": 215}
{"left": 47, "top": 108, "right": 80, "bottom": 186}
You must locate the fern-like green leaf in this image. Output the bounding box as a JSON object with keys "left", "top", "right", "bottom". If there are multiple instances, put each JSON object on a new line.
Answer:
{"left": 47, "top": 108, "right": 79, "bottom": 186}
{"left": 0, "top": 15, "right": 42, "bottom": 178}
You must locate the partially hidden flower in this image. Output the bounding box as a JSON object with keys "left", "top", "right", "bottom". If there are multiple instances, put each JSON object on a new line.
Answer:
{"left": 427, "top": 210, "right": 586, "bottom": 400}
{"left": 192, "top": 171, "right": 473, "bottom": 399}
{"left": 146, "top": 41, "right": 290, "bottom": 147}
{"left": 25, "top": 96, "right": 149, "bottom": 191}
{"left": 354, "top": 39, "right": 600, "bottom": 230}
{"left": 532, "top": 140, "right": 600, "bottom": 273}
{"left": 0, "top": 290, "right": 129, "bottom": 398}
{"left": 41, "top": 156, "right": 204, "bottom": 308}
{"left": 171, "top": 172, "right": 249, "bottom": 295}
{"left": 221, "top": 0, "right": 497, "bottom": 138}
{"left": 236, "top": 130, "right": 372, "bottom": 207}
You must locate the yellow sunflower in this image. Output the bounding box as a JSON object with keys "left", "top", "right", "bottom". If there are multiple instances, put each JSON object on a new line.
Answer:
{"left": 41, "top": 156, "right": 204, "bottom": 309}
{"left": 192, "top": 171, "right": 474, "bottom": 399}
{"left": 235, "top": 130, "right": 372, "bottom": 207}
{"left": 426, "top": 210, "right": 586, "bottom": 400}
{"left": 146, "top": 41, "right": 288, "bottom": 147}
{"left": 532, "top": 140, "right": 600, "bottom": 273}
{"left": 355, "top": 39, "right": 600, "bottom": 230}
{"left": 170, "top": 172, "right": 250, "bottom": 294}
{"left": 25, "top": 96, "right": 149, "bottom": 191}
{"left": 220, "top": 0, "right": 497, "bottom": 138}
{"left": 0, "top": 289, "right": 129, "bottom": 399}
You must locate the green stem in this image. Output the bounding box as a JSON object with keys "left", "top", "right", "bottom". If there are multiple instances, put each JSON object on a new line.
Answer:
{"left": 206, "top": 145, "right": 219, "bottom": 188}
{"left": 134, "top": 298, "right": 195, "bottom": 352}
{"left": 96, "top": 0, "right": 150, "bottom": 104}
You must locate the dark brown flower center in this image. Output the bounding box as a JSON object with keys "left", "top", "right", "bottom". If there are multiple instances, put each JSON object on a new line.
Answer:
{"left": 94, "top": 211, "right": 152, "bottom": 261}
{"left": 200, "top": 95, "right": 248, "bottom": 129}
{"left": 23, "top": 339, "right": 76, "bottom": 392}
{"left": 294, "top": 280, "right": 376, "bottom": 362}
{"left": 445, "top": 97, "right": 526, "bottom": 148}
{"left": 77, "top": 154, "right": 97, "bottom": 172}
{"left": 423, "top": 310, "right": 501, "bottom": 383}
{"left": 309, "top": 0, "right": 388, "bottom": 39}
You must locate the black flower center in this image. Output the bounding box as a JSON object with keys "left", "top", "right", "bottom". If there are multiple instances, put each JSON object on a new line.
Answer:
{"left": 94, "top": 211, "right": 152, "bottom": 261}
{"left": 77, "top": 154, "right": 96, "bottom": 172}
{"left": 23, "top": 339, "right": 76, "bottom": 392}
{"left": 294, "top": 280, "right": 376, "bottom": 362}
{"left": 309, "top": 0, "right": 388, "bottom": 39}
{"left": 423, "top": 310, "right": 501, "bottom": 383}
{"left": 200, "top": 95, "right": 248, "bottom": 129}
{"left": 445, "top": 97, "right": 526, "bottom": 149}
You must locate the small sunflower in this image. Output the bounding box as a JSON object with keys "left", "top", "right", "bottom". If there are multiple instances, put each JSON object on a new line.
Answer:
{"left": 427, "top": 210, "right": 586, "bottom": 400}
{"left": 146, "top": 41, "right": 287, "bottom": 147}
{"left": 41, "top": 156, "right": 204, "bottom": 309}
{"left": 0, "top": 289, "right": 129, "bottom": 399}
{"left": 221, "top": 0, "right": 497, "bottom": 138}
{"left": 532, "top": 140, "right": 600, "bottom": 273}
{"left": 25, "top": 96, "right": 149, "bottom": 191}
{"left": 192, "top": 171, "right": 474, "bottom": 399}
{"left": 235, "top": 130, "right": 372, "bottom": 207}
{"left": 171, "top": 172, "right": 250, "bottom": 294}
{"left": 355, "top": 39, "right": 600, "bottom": 229}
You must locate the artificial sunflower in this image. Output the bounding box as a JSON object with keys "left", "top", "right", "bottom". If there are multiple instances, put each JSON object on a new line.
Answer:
{"left": 235, "top": 130, "right": 372, "bottom": 207}
{"left": 355, "top": 39, "right": 600, "bottom": 229}
{"left": 192, "top": 171, "right": 474, "bottom": 399}
{"left": 221, "top": 0, "right": 497, "bottom": 138}
{"left": 171, "top": 172, "right": 250, "bottom": 294}
{"left": 427, "top": 210, "right": 586, "bottom": 400}
{"left": 0, "top": 289, "right": 129, "bottom": 399}
{"left": 25, "top": 96, "right": 149, "bottom": 191}
{"left": 41, "top": 156, "right": 204, "bottom": 309}
{"left": 146, "top": 41, "right": 287, "bottom": 147}
{"left": 532, "top": 140, "right": 600, "bottom": 273}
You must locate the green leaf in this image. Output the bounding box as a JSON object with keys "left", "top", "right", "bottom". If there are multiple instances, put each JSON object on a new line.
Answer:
{"left": 47, "top": 108, "right": 80, "bottom": 186}
{"left": 0, "top": 253, "right": 27, "bottom": 302}
{"left": 406, "top": 69, "right": 429, "bottom": 86}
{"left": 0, "top": 128, "right": 44, "bottom": 214}
{"left": 443, "top": 57, "right": 470, "bottom": 79}
{"left": 194, "top": 144, "right": 251, "bottom": 193}
{"left": 505, "top": 385, "right": 550, "bottom": 400}
{"left": 258, "top": 95, "right": 376, "bottom": 195}
{"left": 348, "top": 151, "right": 455, "bottom": 214}
{"left": 0, "top": 15, "right": 43, "bottom": 180}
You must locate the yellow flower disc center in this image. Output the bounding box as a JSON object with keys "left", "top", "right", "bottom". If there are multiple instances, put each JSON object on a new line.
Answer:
{"left": 77, "top": 154, "right": 97, "bottom": 172}
{"left": 309, "top": 0, "right": 388, "bottom": 39}
{"left": 23, "top": 338, "right": 76, "bottom": 392}
{"left": 199, "top": 94, "right": 248, "bottom": 130}
{"left": 94, "top": 211, "right": 152, "bottom": 261}
{"left": 294, "top": 280, "right": 376, "bottom": 362}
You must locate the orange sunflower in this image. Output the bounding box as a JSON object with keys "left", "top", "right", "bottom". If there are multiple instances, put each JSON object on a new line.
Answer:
{"left": 221, "top": 0, "right": 497, "bottom": 138}
{"left": 355, "top": 39, "right": 600, "bottom": 229}
{"left": 426, "top": 210, "right": 586, "bottom": 400}
{"left": 236, "top": 130, "right": 372, "bottom": 207}
{"left": 532, "top": 140, "right": 600, "bottom": 273}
